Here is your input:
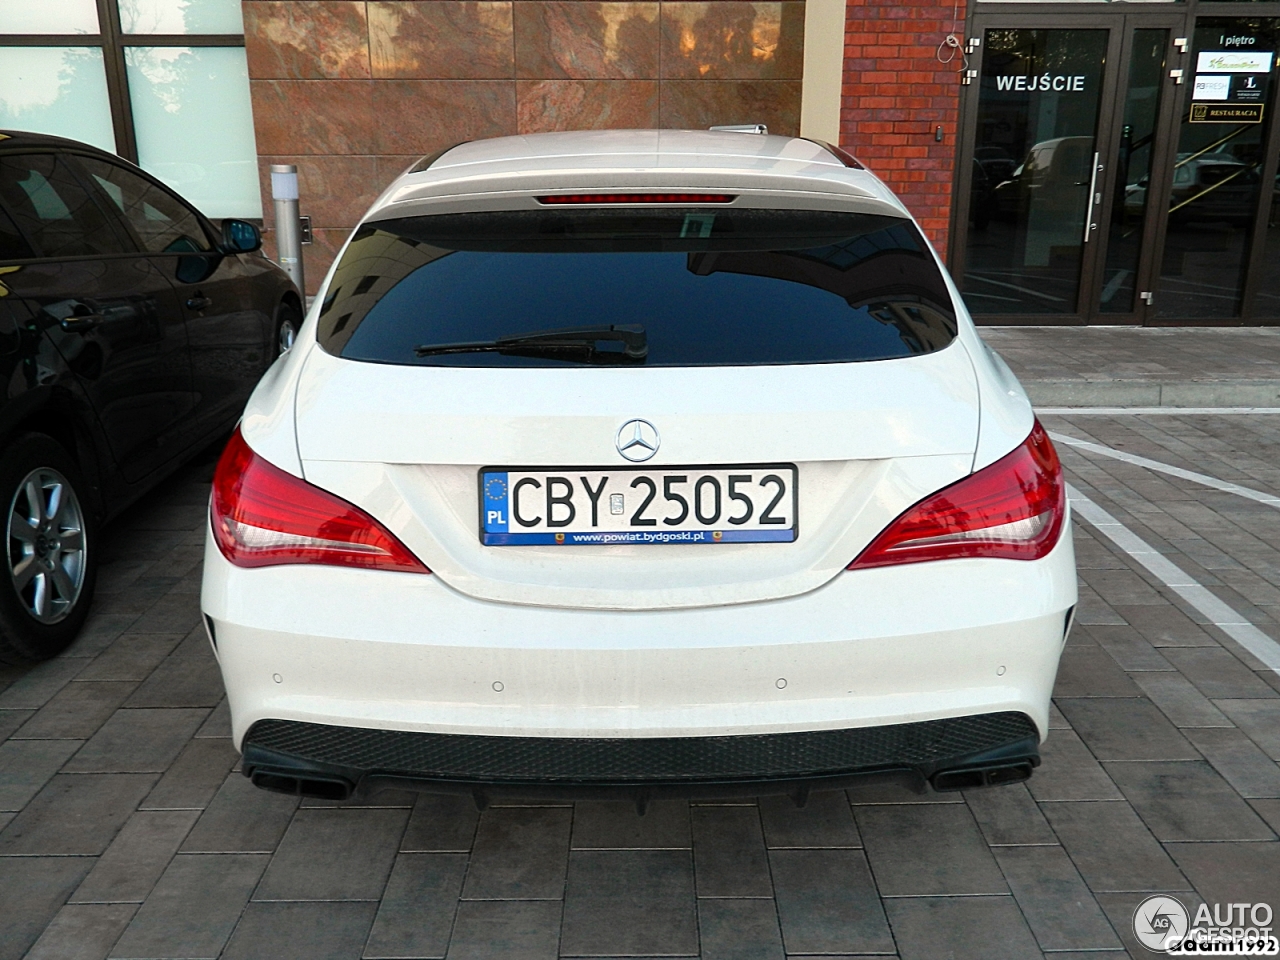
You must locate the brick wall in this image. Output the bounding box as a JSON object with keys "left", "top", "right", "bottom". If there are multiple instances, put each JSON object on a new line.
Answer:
{"left": 839, "top": 0, "right": 964, "bottom": 257}
{"left": 244, "top": 0, "right": 807, "bottom": 293}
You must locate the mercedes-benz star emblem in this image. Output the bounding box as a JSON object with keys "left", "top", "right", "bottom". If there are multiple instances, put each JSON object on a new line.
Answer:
{"left": 616, "top": 419, "right": 659, "bottom": 462}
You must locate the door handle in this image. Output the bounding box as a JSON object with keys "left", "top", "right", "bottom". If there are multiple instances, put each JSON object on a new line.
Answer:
{"left": 59, "top": 314, "right": 105, "bottom": 332}
{"left": 186, "top": 296, "right": 213, "bottom": 311}
{"left": 1082, "top": 152, "right": 1102, "bottom": 244}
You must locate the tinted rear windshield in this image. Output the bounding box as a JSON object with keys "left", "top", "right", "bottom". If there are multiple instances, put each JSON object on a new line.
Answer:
{"left": 317, "top": 209, "right": 957, "bottom": 367}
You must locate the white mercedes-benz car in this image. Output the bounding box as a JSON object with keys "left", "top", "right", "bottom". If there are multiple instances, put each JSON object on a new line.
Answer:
{"left": 201, "top": 129, "right": 1075, "bottom": 804}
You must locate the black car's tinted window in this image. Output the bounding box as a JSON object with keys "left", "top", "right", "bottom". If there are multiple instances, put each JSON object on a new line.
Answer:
{"left": 318, "top": 209, "right": 957, "bottom": 367}
{"left": 0, "top": 202, "right": 33, "bottom": 260}
{"left": 0, "top": 154, "right": 129, "bottom": 258}
{"left": 77, "top": 156, "right": 212, "bottom": 254}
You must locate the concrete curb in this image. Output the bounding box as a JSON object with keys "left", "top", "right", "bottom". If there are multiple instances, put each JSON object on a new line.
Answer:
{"left": 1021, "top": 379, "right": 1280, "bottom": 407}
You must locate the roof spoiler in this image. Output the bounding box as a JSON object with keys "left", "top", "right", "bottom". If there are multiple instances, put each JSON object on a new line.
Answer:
{"left": 408, "top": 141, "right": 471, "bottom": 174}
{"left": 803, "top": 138, "right": 867, "bottom": 170}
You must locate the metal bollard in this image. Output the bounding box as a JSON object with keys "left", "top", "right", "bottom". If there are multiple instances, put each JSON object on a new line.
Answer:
{"left": 270, "top": 164, "right": 305, "bottom": 294}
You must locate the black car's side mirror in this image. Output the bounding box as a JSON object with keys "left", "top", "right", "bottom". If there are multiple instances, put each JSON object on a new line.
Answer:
{"left": 221, "top": 219, "right": 262, "bottom": 254}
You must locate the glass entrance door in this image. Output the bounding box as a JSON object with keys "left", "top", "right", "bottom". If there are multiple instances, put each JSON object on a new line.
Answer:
{"left": 956, "top": 15, "right": 1193, "bottom": 324}
{"left": 960, "top": 28, "right": 1112, "bottom": 316}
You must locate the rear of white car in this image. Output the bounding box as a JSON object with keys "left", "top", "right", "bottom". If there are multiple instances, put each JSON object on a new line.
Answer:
{"left": 201, "top": 130, "right": 1076, "bottom": 803}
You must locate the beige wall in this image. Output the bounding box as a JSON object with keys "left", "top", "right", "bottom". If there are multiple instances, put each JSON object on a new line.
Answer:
{"left": 799, "top": 0, "right": 843, "bottom": 143}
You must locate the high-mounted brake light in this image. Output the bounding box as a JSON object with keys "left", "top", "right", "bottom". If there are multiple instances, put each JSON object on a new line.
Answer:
{"left": 210, "top": 429, "right": 428, "bottom": 573}
{"left": 535, "top": 193, "right": 736, "bottom": 204}
{"left": 848, "top": 421, "right": 1065, "bottom": 570}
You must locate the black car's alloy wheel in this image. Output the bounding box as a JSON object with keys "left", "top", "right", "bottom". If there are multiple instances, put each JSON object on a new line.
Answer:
{"left": 275, "top": 300, "right": 301, "bottom": 358}
{"left": 0, "top": 435, "right": 97, "bottom": 664}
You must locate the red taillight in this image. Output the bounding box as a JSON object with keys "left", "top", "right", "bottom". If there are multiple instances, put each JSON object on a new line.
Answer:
{"left": 849, "top": 421, "right": 1066, "bottom": 570}
{"left": 210, "top": 429, "right": 429, "bottom": 573}
{"left": 535, "top": 193, "right": 736, "bottom": 204}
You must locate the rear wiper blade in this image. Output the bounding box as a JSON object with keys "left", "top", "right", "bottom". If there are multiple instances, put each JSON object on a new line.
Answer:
{"left": 414, "top": 324, "right": 647, "bottom": 364}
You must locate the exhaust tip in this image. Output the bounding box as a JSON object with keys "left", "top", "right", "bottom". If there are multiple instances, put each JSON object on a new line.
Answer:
{"left": 251, "top": 769, "right": 355, "bottom": 801}
{"left": 931, "top": 760, "right": 1034, "bottom": 792}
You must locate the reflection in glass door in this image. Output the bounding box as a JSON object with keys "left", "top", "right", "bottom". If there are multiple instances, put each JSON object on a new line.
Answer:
{"left": 1099, "top": 30, "right": 1169, "bottom": 314}
{"left": 1253, "top": 125, "right": 1280, "bottom": 319}
{"left": 962, "top": 29, "right": 1109, "bottom": 315}
{"left": 1156, "top": 18, "right": 1280, "bottom": 319}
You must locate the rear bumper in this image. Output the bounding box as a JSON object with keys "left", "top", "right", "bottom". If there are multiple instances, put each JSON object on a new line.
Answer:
{"left": 201, "top": 523, "right": 1076, "bottom": 752}
{"left": 241, "top": 711, "right": 1041, "bottom": 801}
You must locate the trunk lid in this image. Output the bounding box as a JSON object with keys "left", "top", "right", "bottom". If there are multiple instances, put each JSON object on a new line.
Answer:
{"left": 293, "top": 341, "right": 979, "bottom": 609}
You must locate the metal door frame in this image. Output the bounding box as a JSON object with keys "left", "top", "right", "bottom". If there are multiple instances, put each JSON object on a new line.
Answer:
{"left": 1238, "top": 86, "right": 1280, "bottom": 324}
{"left": 1092, "top": 15, "right": 1191, "bottom": 324}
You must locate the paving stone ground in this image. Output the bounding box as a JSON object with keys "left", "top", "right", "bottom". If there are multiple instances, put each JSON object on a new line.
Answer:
{"left": 981, "top": 327, "right": 1280, "bottom": 406}
{"left": 3, "top": 411, "right": 1280, "bottom": 959}
{"left": 982, "top": 326, "right": 1280, "bottom": 384}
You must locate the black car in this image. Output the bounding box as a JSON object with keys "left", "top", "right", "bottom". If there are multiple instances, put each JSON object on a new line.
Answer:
{"left": 0, "top": 131, "right": 301, "bottom": 664}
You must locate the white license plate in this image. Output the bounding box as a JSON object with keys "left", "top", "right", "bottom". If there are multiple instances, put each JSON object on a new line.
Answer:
{"left": 479, "top": 465, "right": 797, "bottom": 546}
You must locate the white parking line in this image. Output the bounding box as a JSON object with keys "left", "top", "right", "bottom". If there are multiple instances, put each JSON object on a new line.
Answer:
{"left": 1068, "top": 484, "right": 1280, "bottom": 675}
{"left": 1038, "top": 407, "right": 1280, "bottom": 415}
{"left": 1052, "top": 432, "right": 1280, "bottom": 509}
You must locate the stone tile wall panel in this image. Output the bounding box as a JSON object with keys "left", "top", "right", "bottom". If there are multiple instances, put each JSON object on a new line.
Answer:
{"left": 515, "top": 3, "right": 659, "bottom": 80}
{"left": 245, "top": 0, "right": 806, "bottom": 290}
{"left": 659, "top": 1, "right": 803, "bottom": 80}
{"left": 370, "top": 2, "right": 516, "bottom": 80}
{"left": 244, "top": 1, "right": 372, "bottom": 79}
{"left": 249, "top": 79, "right": 374, "bottom": 156}
{"left": 517, "top": 78, "right": 660, "bottom": 132}
{"left": 371, "top": 79, "right": 518, "bottom": 154}
{"left": 660, "top": 79, "right": 801, "bottom": 135}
